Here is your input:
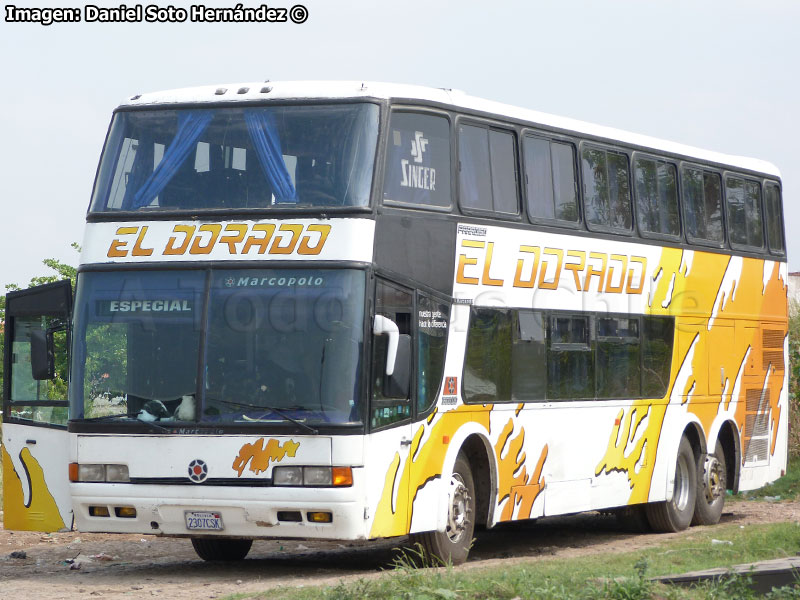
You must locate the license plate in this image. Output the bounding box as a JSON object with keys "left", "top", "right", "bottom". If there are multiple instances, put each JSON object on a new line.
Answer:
{"left": 185, "top": 511, "right": 224, "bottom": 531}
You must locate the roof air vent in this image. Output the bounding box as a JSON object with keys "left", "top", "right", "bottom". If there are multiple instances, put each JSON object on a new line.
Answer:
{"left": 260, "top": 86, "right": 272, "bottom": 94}
{"left": 215, "top": 88, "right": 227, "bottom": 95}
{"left": 237, "top": 87, "right": 249, "bottom": 94}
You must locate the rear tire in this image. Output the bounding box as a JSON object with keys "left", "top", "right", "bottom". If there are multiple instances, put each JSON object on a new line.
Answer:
{"left": 646, "top": 437, "right": 697, "bottom": 533}
{"left": 191, "top": 537, "right": 253, "bottom": 561}
{"left": 409, "top": 453, "right": 475, "bottom": 565}
{"left": 692, "top": 445, "right": 727, "bottom": 526}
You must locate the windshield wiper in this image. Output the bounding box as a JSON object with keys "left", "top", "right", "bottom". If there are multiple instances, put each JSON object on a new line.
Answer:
{"left": 78, "top": 413, "right": 169, "bottom": 433}
{"left": 217, "top": 399, "right": 319, "bottom": 434}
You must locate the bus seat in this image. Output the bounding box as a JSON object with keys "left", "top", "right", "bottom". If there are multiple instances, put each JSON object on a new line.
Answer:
{"left": 296, "top": 156, "right": 339, "bottom": 206}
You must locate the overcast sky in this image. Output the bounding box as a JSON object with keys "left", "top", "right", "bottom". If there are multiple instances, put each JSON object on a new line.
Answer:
{"left": 1, "top": 0, "right": 797, "bottom": 290}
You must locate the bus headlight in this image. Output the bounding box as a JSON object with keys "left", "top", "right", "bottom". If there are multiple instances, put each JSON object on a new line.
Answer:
{"left": 70, "top": 463, "right": 130, "bottom": 483}
{"left": 272, "top": 466, "right": 353, "bottom": 487}
{"left": 303, "top": 466, "right": 332, "bottom": 486}
{"left": 273, "top": 466, "right": 303, "bottom": 486}
{"left": 105, "top": 464, "right": 130, "bottom": 482}
{"left": 77, "top": 464, "right": 106, "bottom": 482}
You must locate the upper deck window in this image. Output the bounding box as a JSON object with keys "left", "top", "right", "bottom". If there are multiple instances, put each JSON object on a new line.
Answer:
{"left": 383, "top": 112, "right": 451, "bottom": 208}
{"left": 458, "top": 124, "right": 519, "bottom": 216}
{"left": 634, "top": 157, "right": 680, "bottom": 239}
{"left": 726, "top": 176, "right": 764, "bottom": 250}
{"left": 581, "top": 146, "right": 632, "bottom": 233}
{"left": 682, "top": 167, "right": 724, "bottom": 246}
{"left": 523, "top": 136, "right": 579, "bottom": 224}
{"left": 90, "top": 103, "right": 379, "bottom": 213}
{"left": 764, "top": 182, "right": 785, "bottom": 255}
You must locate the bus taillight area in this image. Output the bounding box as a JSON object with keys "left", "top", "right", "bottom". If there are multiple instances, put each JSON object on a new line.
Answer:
{"left": 70, "top": 468, "right": 368, "bottom": 540}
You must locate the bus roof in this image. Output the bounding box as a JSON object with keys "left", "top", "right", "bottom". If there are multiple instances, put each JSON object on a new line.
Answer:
{"left": 120, "top": 81, "right": 781, "bottom": 178}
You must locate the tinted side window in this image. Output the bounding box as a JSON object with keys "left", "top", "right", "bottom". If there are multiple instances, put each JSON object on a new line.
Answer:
{"left": 582, "top": 147, "right": 632, "bottom": 232}
{"left": 726, "top": 176, "right": 764, "bottom": 249}
{"left": 524, "top": 136, "right": 579, "bottom": 223}
{"left": 417, "top": 294, "right": 450, "bottom": 414}
{"left": 489, "top": 130, "right": 519, "bottom": 214}
{"left": 596, "top": 316, "right": 641, "bottom": 398}
{"left": 548, "top": 315, "right": 594, "bottom": 399}
{"left": 383, "top": 112, "right": 451, "bottom": 208}
{"left": 459, "top": 124, "right": 519, "bottom": 215}
{"left": 462, "top": 309, "right": 675, "bottom": 403}
{"left": 512, "top": 311, "right": 546, "bottom": 401}
{"left": 463, "top": 308, "right": 513, "bottom": 403}
{"left": 682, "top": 167, "right": 723, "bottom": 245}
{"left": 634, "top": 157, "right": 680, "bottom": 238}
{"left": 458, "top": 125, "right": 492, "bottom": 211}
{"left": 642, "top": 316, "right": 674, "bottom": 397}
{"left": 765, "top": 183, "right": 785, "bottom": 254}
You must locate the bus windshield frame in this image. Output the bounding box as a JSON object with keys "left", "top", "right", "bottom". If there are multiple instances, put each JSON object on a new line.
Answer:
{"left": 88, "top": 101, "right": 381, "bottom": 215}
{"left": 68, "top": 266, "right": 368, "bottom": 433}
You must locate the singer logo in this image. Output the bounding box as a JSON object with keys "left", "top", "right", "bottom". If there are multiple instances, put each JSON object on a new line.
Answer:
{"left": 400, "top": 130, "right": 436, "bottom": 191}
{"left": 410, "top": 131, "right": 429, "bottom": 163}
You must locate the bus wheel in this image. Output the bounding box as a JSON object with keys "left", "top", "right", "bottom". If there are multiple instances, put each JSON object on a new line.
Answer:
{"left": 191, "top": 537, "right": 253, "bottom": 561}
{"left": 646, "top": 437, "right": 697, "bottom": 533}
{"left": 692, "top": 445, "right": 727, "bottom": 526}
{"left": 410, "top": 453, "right": 475, "bottom": 565}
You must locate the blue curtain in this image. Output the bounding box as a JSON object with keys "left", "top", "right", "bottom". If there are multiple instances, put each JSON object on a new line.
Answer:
{"left": 126, "top": 111, "right": 214, "bottom": 210}
{"left": 244, "top": 110, "right": 297, "bottom": 203}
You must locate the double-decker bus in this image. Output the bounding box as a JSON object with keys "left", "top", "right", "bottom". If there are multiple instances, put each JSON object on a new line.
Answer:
{"left": 2, "top": 82, "right": 787, "bottom": 564}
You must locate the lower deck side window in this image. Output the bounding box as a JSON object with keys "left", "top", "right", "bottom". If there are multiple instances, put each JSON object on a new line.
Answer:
{"left": 463, "top": 308, "right": 674, "bottom": 403}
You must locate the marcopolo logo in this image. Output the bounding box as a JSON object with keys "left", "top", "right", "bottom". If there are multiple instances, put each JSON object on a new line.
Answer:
{"left": 400, "top": 130, "right": 436, "bottom": 191}
{"left": 188, "top": 459, "right": 209, "bottom": 483}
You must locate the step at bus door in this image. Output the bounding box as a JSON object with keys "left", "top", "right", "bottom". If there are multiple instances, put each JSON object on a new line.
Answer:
{"left": 2, "top": 280, "right": 73, "bottom": 532}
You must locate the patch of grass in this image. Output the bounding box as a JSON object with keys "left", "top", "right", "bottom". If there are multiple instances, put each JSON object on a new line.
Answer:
{"left": 231, "top": 522, "right": 800, "bottom": 600}
{"left": 739, "top": 455, "right": 800, "bottom": 501}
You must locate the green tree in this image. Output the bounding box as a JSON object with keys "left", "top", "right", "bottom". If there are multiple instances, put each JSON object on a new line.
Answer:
{"left": 789, "top": 301, "right": 800, "bottom": 457}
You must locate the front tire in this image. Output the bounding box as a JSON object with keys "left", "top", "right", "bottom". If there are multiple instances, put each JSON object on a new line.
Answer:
{"left": 646, "top": 437, "right": 697, "bottom": 533}
{"left": 692, "top": 445, "right": 727, "bottom": 525}
{"left": 191, "top": 537, "right": 253, "bottom": 561}
{"left": 410, "top": 453, "right": 475, "bottom": 565}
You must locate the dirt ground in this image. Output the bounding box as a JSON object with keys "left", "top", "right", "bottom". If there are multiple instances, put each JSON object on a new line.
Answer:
{"left": 0, "top": 500, "right": 798, "bottom": 600}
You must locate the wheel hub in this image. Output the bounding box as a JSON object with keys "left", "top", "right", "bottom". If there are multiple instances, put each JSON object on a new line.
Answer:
{"left": 703, "top": 455, "right": 725, "bottom": 503}
{"left": 446, "top": 473, "right": 472, "bottom": 543}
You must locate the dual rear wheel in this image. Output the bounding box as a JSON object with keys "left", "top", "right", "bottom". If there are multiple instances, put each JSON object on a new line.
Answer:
{"left": 646, "top": 437, "right": 727, "bottom": 532}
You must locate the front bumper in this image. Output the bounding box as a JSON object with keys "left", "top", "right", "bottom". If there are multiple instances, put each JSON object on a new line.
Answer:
{"left": 71, "top": 472, "right": 368, "bottom": 539}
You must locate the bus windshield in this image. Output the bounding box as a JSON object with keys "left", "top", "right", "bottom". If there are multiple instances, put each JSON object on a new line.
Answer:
{"left": 89, "top": 103, "right": 379, "bottom": 212}
{"left": 69, "top": 268, "right": 366, "bottom": 426}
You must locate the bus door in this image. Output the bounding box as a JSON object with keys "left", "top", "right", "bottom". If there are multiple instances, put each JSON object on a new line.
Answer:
{"left": 2, "top": 280, "right": 73, "bottom": 532}
{"left": 367, "top": 279, "right": 414, "bottom": 537}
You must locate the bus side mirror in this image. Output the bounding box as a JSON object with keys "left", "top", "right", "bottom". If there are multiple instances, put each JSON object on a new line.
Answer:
{"left": 383, "top": 335, "right": 411, "bottom": 399}
{"left": 373, "top": 315, "right": 400, "bottom": 374}
{"left": 373, "top": 315, "right": 411, "bottom": 399}
{"left": 31, "top": 328, "right": 55, "bottom": 380}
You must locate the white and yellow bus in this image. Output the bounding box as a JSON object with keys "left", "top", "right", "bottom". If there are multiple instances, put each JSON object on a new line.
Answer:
{"left": 2, "top": 82, "right": 787, "bottom": 564}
